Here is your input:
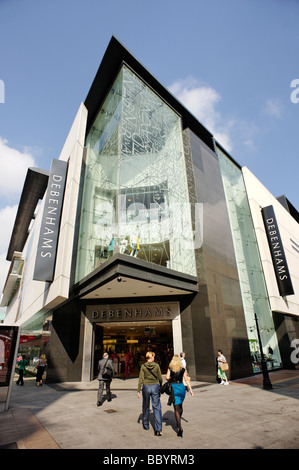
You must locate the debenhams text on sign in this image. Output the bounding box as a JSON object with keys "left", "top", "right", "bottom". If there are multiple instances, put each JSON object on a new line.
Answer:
{"left": 92, "top": 306, "right": 172, "bottom": 320}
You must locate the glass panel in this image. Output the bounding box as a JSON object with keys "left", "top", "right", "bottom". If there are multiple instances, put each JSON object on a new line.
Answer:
{"left": 217, "top": 146, "right": 282, "bottom": 372}
{"left": 0, "top": 326, "right": 19, "bottom": 388}
{"left": 75, "top": 65, "right": 196, "bottom": 282}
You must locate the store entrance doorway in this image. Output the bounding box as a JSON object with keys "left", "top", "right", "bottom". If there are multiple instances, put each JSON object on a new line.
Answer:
{"left": 93, "top": 321, "right": 173, "bottom": 379}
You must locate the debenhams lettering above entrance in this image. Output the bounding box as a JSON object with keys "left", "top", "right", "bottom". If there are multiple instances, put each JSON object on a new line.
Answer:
{"left": 86, "top": 302, "right": 179, "bottom": 322}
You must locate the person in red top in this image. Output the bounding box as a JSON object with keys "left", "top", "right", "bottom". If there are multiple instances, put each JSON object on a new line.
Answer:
{"left": 125, "top": 347, "right": 134, "bottom": 378}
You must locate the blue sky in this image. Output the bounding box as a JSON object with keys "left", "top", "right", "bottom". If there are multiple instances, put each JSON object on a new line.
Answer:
{"left": 0, "top": 0, "right": 298, "bottom": 297}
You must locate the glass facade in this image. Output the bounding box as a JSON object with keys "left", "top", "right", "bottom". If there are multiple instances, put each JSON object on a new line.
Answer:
{"left": 16, "top": 315, "right": 51, "bottom": 377}
{"left": 217, "top": 146, "right": 282, "bottom": 372}
{"left": 186, "top": 130, "right": 252, "bottom": 378}
{"left": 75, "top": 65, "right": 196, "bottom": 282}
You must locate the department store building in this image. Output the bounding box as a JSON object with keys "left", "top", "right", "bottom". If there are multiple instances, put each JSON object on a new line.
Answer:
{"left": 2, "top": 37, "right": 299, "bottom": 383}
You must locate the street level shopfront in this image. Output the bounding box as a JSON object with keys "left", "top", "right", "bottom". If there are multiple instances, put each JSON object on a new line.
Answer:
{"left": 85, "top": 302, "right": 179, "bottom": 378}
{"left": 82, "top": 300, "right": 184, "bottom": 380}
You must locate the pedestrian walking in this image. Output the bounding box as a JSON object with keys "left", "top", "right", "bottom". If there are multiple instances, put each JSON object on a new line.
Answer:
{"left": 111, "top": 351, "right": 119, "bottom": 376}
{"left": 34, "top": 354, "right": 47, "bottom": 387}
{"left": 180, "top": 352, "right": 186, "bottom": 369}
{"left": 97, "top": 352, "right": 114, "bottom": 406}
{"left": 217, "top": 349, "right": 229, "bottom": 385}
{"left": 137, "top": 351, "right": 163, "bottom": 436}
{"left": 16, "top": 354, "right": 28, "bottom": 386}
{"left": 180, "top": 351, "right": 191, "bottom": 390}
{"left": 166, "top": 354, "right": 194, "bottom": 437}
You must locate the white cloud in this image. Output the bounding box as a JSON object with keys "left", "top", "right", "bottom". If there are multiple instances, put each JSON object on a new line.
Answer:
{"left": 0, "top": 137, "right": 35, "bottom": 201}
{"left": 0, "top": 205, "right": 18, "bottom": 253}
{"left": 0, "top": 138, "right": 36, "bottom": 300}
{"left": 243, "top": 139, "right": 256, "bottom": 152}
{"left": 0, "top": 205, "right": 18, "bottom": 295}
{"left": 0, "top": 253, "right": 11, "bottom": 299}
{"left": 263, "top": 99, "right": 283, "bottom": 118}
{"left": 168, "top": 77, "right": 233, "bottom": 151}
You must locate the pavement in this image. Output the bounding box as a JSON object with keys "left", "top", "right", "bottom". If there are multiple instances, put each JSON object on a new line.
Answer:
{"left": 1, "top": 369, "right": 299, "bottom": 456}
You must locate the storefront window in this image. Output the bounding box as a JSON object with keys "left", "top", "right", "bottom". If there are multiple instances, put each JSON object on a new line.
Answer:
{"left": 75, "top": 65, "right": 196, "bottom": 282}
{"left": 0, "top": 326, "right": 19, "bottom": 388}
{"left": 94, "top": 321, "right": 173, "bottom": 378}
{"left": 17, "top": 317, "right": 51, "bottom": 373}
{"left": 217, "top": 146, "right": 282, "bottom": 373}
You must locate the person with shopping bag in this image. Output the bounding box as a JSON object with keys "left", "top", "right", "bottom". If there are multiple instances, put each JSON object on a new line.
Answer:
{"left": 166, "top": 354, "right": 194, "bottom": 438}
{"left": 217, "top": 349, "right": 229, "bottom": 385}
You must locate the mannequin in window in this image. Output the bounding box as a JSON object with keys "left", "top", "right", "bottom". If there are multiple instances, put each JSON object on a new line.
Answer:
{"left": 125, "top": 346, "right": 134, "bottom": 379}
{"left": 108, "top": 236, "right": 116, "bottom": 257}
{"left": 119, "top": 238, "right": 128, "bottom": 254}
{"left": 130, "top": 235, "right": 140, "bottom": 257}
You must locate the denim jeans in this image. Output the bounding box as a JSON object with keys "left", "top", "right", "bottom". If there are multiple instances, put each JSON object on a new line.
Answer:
{"left": 142, "top": 384, "right": 162, "bottom": 432}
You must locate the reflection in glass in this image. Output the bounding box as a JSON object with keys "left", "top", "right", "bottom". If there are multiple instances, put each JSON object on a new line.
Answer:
{"left": 75, "top": 65, "right": 196, "bottom": 282}
{"left": 0, "top": 326, "right": 19, "bottom": 388}
{"left": 217, "top": 146, "right": 282, "bottom": 372}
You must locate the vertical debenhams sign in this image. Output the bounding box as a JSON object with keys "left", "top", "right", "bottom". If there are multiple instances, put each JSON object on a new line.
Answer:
{"left": 33, "top": 159, "right": 68, "bottom": 282}
{"left": 261, "top": 205, "right": 294, "bottom": 297}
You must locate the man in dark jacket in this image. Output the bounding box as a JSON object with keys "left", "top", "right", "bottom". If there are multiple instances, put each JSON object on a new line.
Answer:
{"left": 97, "top": 352, "right": 114, "bottom": 406}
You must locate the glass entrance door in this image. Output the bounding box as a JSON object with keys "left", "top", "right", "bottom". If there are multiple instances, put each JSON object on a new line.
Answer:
{"left": 93, "top": 321, "right": 173, "bottom": 378}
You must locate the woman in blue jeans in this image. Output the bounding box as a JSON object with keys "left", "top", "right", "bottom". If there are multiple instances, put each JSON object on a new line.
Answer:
{"left": 137, "top": 351, "right": 163, "bottom": 436}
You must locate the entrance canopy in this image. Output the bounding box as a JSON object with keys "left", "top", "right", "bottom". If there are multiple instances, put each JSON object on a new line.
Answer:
{"left": 71, "top": 253, "right": 198, "bottom": 300}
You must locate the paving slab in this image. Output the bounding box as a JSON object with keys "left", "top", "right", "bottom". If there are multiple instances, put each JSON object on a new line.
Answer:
{"left": 0, "top": 370, "right": 298, "bottom": 455}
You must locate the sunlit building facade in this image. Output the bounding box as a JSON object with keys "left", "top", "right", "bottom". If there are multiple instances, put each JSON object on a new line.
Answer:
{"left": 2, "top": 37, "right": 298, "bottom": 383}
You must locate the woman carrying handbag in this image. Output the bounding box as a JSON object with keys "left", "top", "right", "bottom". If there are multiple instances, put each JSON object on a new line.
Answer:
{"left": 166, "top": 354, "right": 194, "bottom": 437}
{"left": 34, "top": 354, "right": 47, "bottom": 387}
{"left": 217, "top": 349, "right": 229, "bottom": 385}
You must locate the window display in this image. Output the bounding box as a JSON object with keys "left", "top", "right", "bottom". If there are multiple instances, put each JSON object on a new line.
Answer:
{"left": 75, "top": 65, "right": 196, "bottom": 282}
